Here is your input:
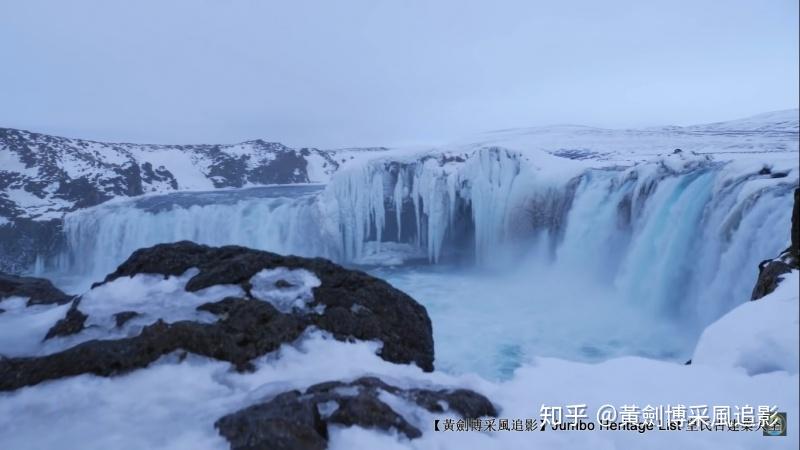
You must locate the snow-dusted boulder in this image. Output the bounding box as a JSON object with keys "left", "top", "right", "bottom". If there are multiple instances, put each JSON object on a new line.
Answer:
{"left": 216, "top": 377, "right": 496, "bottom": 450}
{"left": 99, "top": 241, "right": 435, "bottom": 371}
{"left": 0, "top": 241, "right": 435, "bottom": 391}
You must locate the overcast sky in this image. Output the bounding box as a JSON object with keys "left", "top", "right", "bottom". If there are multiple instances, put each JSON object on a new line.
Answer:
{"left": 0, "top": 0, "right": 797, "bottom": 148}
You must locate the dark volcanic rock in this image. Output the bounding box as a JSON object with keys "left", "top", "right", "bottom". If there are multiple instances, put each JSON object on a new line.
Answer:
{"left": 751, "top": 259, "right": 793, "bottom": 300}
{"left": 99, "top": 241, "right": 434, "bottom": 371}
{"left": 325, "top": 392, "right": 421, "bottom": 438}
{"left": 0, "top": 272, "right": 72, "bottom": 306}
{"left": 215, "top": 377, "right": 497, "bottom": 450}
{"left": 1, "top": 297, "right": 306, "bottom": 390}
{"left": 406, "top": 387, "right": 499, "bottom": 419}
{"left": 113, "top": 311, "right": 140, "bottom": 328}
{"left": 217, "top": 391, "right": 328, "bottom": 450}
{"left": 44, "top": 301, "right": 87, "bottom": 340}
{"left": 274, "top": 279, "right": 294, "bottom": 288}
{"left": 0, "top": 242, "right": 434, "bottom": 390}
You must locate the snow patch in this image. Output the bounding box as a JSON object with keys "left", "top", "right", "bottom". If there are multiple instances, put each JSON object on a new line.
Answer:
{"left": 249, "top": 267, "right": 321, "bottom": 313}
{"left": 128, "top": 148, "right": 214, "bottom": 191}
{"left": 40, "top": 269, "right": 244, "bottom": 356}
{"left": 693, "top": 271, "right": 799, "bottom": 375}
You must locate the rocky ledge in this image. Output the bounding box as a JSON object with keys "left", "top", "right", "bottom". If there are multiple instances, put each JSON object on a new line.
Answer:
{"left": 0, "top": 242, "right": 495, "bottom": 448}
{"left": 0, "top": 272, "right": 73, "bottom": 306}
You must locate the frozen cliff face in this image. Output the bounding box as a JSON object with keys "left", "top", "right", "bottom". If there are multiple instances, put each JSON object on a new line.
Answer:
{"left": 323, "top": 147, "right": 530, "bottom": 263}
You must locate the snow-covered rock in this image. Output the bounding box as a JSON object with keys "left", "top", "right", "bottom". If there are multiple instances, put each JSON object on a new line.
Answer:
{"left": 0, "top": 241, "right": 435, "bottom": 387}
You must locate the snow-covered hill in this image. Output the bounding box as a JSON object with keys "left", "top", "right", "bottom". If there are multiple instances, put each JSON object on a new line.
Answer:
{"left": 0, "top": 129, "right": 389, "bottom": 271}
{"left": 0, "top": 128, "right": 380, "bottom": 222}
{"left": 459, "top": 109, "right": 798, "bottom": 163}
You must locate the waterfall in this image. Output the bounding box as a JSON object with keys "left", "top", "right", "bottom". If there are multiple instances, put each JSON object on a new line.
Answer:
{"left": 51, "top": 185, "right": 340, "bottom": 284}
{"left": 43, "top": 147, "right": 797, "bottom": 328}
{"left": 554, "top": 165, "right": 795, "bottom": 325}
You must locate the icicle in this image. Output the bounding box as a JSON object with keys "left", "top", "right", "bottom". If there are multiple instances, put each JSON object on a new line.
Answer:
{"left": 393, "top": 171, "right": 404, "bottom": 241}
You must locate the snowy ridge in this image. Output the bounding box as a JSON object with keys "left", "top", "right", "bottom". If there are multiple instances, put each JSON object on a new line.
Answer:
{"left": 462, "top": 109, "right": 799, "bottom": 162}
{"left": 0, "top": 128, "right": 368, "bottom": 222}
{"left": 681, "top": 109, "right": 799, "bottom": 134}
{"left": 0, "top": 129, "right": 375, "bottom": 271}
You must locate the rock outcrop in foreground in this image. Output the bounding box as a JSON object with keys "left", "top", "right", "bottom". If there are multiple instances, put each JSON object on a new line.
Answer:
{"left": 216, "top": 377, "right": 497, "bottom": 450}
{"left": 0, "top": 242, "right": 495, "bottom": 449}
{"left": 99, "top": 241, "right": 435, "bottom": 371}
{"left": 1, "top": 241, "right": 435, "bottom": 388}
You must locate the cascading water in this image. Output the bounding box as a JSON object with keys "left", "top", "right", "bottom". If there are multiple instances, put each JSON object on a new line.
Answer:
{"left": 51, "top": 185, "right": 339, "bottom": 285}
{"left": 553, "top": 164, "right": 795, "bottom": 325}
{"left": 40, "top": 147, "right": 797, "bottom": 379}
